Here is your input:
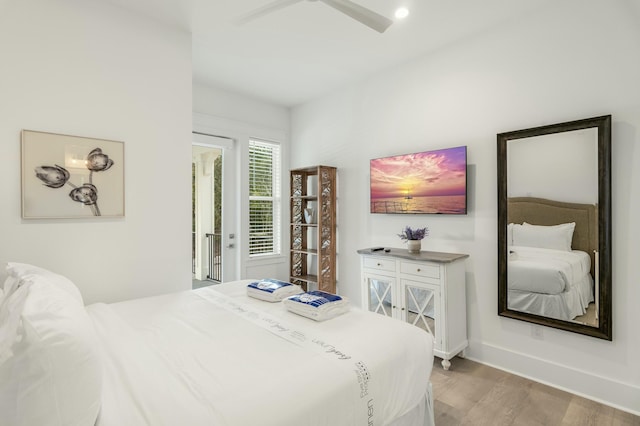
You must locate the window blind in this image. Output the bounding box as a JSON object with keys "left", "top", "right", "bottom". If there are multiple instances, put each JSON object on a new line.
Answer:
{"left": 248, "top": 139, "right": 281, "bottom": 256}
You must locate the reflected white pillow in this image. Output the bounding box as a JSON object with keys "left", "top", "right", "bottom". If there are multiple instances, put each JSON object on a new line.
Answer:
{"left": 0, "top": 268, "right": 102, "bottom": 426}
{"left": 512, "top": 222, "right": 575, "bottom": 251}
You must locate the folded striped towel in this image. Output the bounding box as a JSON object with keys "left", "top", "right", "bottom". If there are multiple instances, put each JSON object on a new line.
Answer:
{"left": 283, "top": 291, "right": 350, "bottom": 321}
{"left": 246, "top": 279, "right": 302, "bottom": 302}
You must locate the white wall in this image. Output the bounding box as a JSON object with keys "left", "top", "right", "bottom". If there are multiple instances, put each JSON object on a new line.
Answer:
{"left": 508, "top": 129, "right": 599, "bottom": 203}
{"left": 0, "top": 0, "right": 192, "bottom": 304}
{"left": 194, "top": 84, "right": 290, "bottom": 132}
{"left": 291, "top": 1, "right": 640, "bottom": 414}
{"left": 193, "top": 83, "right": 291, "bottom": 281}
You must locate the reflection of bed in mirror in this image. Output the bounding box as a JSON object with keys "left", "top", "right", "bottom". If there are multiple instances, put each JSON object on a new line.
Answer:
{"left": 507, "top": 197, "right": 598, "bottom": 325}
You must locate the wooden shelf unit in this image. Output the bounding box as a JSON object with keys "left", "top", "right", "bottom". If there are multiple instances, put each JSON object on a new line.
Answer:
{"left": 289, "top": 165, "right": 337, "bottom": 293}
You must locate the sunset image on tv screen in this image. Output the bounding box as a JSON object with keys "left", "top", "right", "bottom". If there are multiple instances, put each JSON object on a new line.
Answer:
{"left": 370, "top": 146, "right": 467, "bottom": 214}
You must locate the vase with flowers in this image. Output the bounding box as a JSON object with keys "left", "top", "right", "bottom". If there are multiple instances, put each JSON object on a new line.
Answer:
{"left": 398, "top": 226, "right": 429, "bottom": 254}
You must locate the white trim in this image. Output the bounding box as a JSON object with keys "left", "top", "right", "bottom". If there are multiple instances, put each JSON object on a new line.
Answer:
{"left": 466, "top": 341, "right": 640, "bottom": 416}
{"left": 193, "top": 132, "right": 234, "bottom": 149}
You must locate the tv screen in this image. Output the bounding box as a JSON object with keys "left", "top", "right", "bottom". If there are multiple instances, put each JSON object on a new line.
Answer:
{"left": 370, "top": 146, "right": 467, "bottom": 215}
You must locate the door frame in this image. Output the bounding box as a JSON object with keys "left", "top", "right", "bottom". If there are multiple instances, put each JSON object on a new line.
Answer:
{"left": 193, "top": 112, "right": 289, "bottom": 282}
{"left": 192, "top": 132, "right": 236, "bottom": 282}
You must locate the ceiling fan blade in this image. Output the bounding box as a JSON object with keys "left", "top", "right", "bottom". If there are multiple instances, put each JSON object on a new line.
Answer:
{"left": 319, "top": 0, "right": 393, "bottom": 33}
{"left": 235, "top": 0, "right": 304, "bottom": 25}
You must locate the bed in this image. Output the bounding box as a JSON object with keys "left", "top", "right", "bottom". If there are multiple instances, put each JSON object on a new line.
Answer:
{"left": 506, "top": 197, "right": 597, "bottom": 322}
{"left": 0, "top": 263, "right": 435, "bottom": 426}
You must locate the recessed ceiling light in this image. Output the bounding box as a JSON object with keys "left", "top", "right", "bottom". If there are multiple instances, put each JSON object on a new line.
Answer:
{"left": 395, "top": 7, "right": 409, "bottom": 19}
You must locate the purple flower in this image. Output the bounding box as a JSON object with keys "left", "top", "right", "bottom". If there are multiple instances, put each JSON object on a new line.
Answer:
{"left": 398, "top": 226, "right": 429, "bottom": 241}
{"left": 69, "top": 183, "right": 98, "bottom": 206}
{"left": 86, "top": 148, "right": 114, "bottom": 172}
{"left": 35, "top": 165, "right": 70, "bottom": 188}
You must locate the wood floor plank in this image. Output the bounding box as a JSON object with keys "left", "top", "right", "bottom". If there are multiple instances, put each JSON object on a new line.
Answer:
{"left": 430, "top": 357, "right": 640, "bottom": 426}
{"left": 463, "top": 373, "right": 531, "bottom": 425}
{"left": 561, "top": 397, "right": 613, "bottom": 425}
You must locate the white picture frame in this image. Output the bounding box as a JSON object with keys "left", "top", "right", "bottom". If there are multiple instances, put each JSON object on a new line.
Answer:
{"left": 21, "top": 130, "right": 125, "bottom": 219}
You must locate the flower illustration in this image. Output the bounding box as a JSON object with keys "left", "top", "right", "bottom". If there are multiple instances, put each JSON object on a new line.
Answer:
{"left": 69, "top": 184, "right": 100, "bottom": 216}
{"left": 87, "top": 148, "right": 114, "bottom": 172}
{"left": 35, "top": 165, "right": 70, "bottom": 188}
{"left": 398, "top": 226, "right": 429, "bottom": 241}
{"left": 34, "top": 146, "right": 114, "bottom": 216}
{"left": 69, "top": 183, "right": 98, "bottom": 205}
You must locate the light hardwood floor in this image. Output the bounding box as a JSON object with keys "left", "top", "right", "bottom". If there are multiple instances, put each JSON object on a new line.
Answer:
{"left": 431, "top": 357, "right": 640, "bottom": 425}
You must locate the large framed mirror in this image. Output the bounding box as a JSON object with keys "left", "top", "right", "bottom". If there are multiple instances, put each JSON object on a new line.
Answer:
{"left": 497, "top": 115, "right": 612, "bottom": 340}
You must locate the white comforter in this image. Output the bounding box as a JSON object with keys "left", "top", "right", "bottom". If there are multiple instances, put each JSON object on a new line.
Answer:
{"left": 508, "top": 246, "right": 591, "bottom": 294}
{"left": 87, "top": 280, "right": 433, "bottom": 426}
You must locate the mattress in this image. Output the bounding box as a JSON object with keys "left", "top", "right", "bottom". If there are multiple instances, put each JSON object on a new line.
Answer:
{"left": 86, "top": 280, "right": 434, "bottom": 426}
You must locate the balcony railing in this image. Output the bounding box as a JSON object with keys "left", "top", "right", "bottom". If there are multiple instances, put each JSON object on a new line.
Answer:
{"left": 205, "top": 233, "right": 222, "bottom": 282}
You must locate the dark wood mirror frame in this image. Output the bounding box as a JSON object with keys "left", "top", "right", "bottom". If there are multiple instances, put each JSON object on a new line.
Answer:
{"left": 497, "top": 115, "right": 612, "bottom": 340}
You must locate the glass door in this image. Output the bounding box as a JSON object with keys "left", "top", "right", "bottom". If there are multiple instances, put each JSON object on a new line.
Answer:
{"left": 401, "top": 280, "right": 439, "bottom": 344}
{"left": 365, "top": 274, "right": 394, "bottom": 317}
{"left": 192, "top": 133, "right": 236, "bottom": 286}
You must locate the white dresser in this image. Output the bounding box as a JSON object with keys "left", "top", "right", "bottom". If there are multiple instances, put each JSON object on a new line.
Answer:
{"left": 358, "top": 247, "right": 469, "bottom": 370}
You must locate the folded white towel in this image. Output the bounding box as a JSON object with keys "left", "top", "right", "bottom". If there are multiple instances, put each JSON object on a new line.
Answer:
{"left": 283, "top": 291, "right": 350, "bottom": 321}
{"left": 246, "top": 279, "right": 302, "bottom": 302}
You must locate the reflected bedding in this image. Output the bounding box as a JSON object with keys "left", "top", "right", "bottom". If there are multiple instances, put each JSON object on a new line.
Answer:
{"left": 507, "top": 247, "right": 594, "bottom": 321}
{"left": 508, "top": 246, "right": 591, "bottom": 294}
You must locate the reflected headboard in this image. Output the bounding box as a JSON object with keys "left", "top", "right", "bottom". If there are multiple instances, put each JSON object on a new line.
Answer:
{"left": 507, "top": 197, "right": 598, "bottom": 275}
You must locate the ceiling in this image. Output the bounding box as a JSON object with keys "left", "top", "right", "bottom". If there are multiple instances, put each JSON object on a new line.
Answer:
{"left": 105, "top": 0, "right": 553, "bottom": 107}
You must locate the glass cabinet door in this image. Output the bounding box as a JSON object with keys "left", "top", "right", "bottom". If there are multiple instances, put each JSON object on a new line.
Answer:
{"left": 401, "top": 282, "right": 438, "bottom": 340}
{"left": 366, "top": 276, "right": 394, "bottom": 317}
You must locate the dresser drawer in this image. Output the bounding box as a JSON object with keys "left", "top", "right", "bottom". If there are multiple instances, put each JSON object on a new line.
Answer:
{"left": 400, "top": 261, "right": 440, "bottom": 279}
{"left": 363, "top": 256, "right": 396, "bottom": 273}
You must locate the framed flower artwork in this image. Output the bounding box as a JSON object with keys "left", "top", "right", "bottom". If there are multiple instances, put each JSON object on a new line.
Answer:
{"left": 21, "top": 130, "right": 125, "bottom": 219}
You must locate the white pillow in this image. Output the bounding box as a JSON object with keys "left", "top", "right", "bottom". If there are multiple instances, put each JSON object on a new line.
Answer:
{"left": 0, "top": 278, "right": 30, "bottom": 364}
{"left": 6, "top": 262, "right": 83, "bottom": 304}
{"left": 512, "top": 222, "right": 576, "bottom": 251}
{"left": 0, "top": 274, "right": 102, "bottom": 426}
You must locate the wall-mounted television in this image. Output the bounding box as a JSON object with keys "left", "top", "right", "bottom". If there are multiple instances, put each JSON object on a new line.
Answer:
{"left": 370, "top": 146, "right": 467, "bottom": 215}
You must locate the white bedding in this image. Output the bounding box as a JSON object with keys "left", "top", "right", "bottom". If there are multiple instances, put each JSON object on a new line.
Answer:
{"left": 508, "top": 246, "right": 591, "bottom": 294}
{"left": 87, "top": 280, "right": 434, "bottom": 426}
{"left": 508, "top": 274, "right": 593, "bottom": 321}
{"left": 507, "top": 247, "right": 594, "bottom": 321}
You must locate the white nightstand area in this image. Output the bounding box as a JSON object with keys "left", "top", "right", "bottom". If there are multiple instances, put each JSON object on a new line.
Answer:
{"left": 358, "top": 247, "right": 469, "bottom": 370}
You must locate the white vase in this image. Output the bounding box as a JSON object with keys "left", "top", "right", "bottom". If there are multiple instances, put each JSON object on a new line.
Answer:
{"left": 303, "top": 207, "right": 315, "bottom": 224}
{"left": 407, "top": 239, "right": 421, "bottom": 254}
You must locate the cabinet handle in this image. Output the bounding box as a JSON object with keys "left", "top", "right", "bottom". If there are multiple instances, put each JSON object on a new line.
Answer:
{"left": 377, "top": 263, "right": 381, "bottom": 266}
{"left": 401, "top": 307, "right": 405, "bottom": 311}
{"left": 417, "top": 268, "right": 421, "bottom": 272}
{"left": 392, "top": 305, "right": 396, "bottom": 309}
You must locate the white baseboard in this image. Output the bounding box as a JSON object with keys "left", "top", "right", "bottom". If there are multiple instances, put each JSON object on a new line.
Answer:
{"left": 465, "top": 341, "right": 640, "bottom": 416}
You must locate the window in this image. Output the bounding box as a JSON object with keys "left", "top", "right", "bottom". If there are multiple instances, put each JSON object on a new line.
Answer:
{"left": 248, "top": 139, "right": 281, "bottom": 256}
